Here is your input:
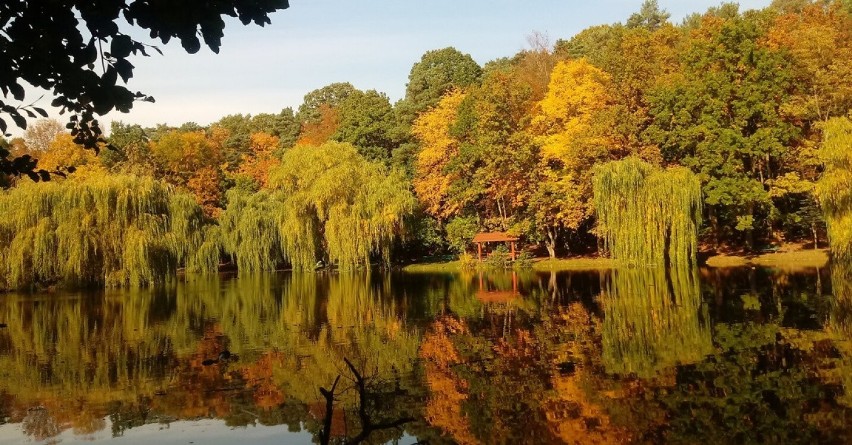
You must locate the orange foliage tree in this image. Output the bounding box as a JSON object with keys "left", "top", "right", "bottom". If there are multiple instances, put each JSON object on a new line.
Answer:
{"left": 236, "top": 132, "right": 281, "bottom": 189}
{"left": 150, "top": 130, "right": 225, "bottom": 217}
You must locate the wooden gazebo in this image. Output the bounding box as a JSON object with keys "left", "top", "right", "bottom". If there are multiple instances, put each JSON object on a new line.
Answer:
{"left": 472, "top": 232, "right": 519, "bottom": 262}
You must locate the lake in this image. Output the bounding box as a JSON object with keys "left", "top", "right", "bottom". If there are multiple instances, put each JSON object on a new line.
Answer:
{"left": 0, "top": 265, "right": 850, "bottom": 444}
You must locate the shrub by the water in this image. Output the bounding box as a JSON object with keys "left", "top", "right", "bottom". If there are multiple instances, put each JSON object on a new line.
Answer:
{"left": 513, "top": 251, "right": 534, "bottom": 269}
{"left": 0, "top": 175, "right": 214, "bottom": 290}
{"left": 484, "top": 245, "right": 512, "bottom": 269}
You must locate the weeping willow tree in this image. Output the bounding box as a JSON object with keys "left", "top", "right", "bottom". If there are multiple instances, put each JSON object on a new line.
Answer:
{"left": 220, "top": 142, "right": 415, "bottom": 271}
{"left": 217, "top": 188, "right": 286, "bottom": 272}
{"left": 593, "top": 157, "right": 702, "bottom": 265}
{"left": 0, "top": 175, "right": 216, "bottom": 289}
{"left": 816, "top": 116, "right": 852, "bottom": 260}
{"left": 600, "top": 266, "right": 713, "bottom": 378}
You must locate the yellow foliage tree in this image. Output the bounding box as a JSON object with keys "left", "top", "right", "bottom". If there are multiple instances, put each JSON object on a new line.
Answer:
{"left": 529, "top": 59, "right": 618, "bottom": 256}
{"left": 412, "top": 89, "right": 467, "bottom": 220}
{"left": 765, "top": 2, "right": 852, "bottom": 123}
{"left": 36, "top": 133, "right": 105, "bottom": 179}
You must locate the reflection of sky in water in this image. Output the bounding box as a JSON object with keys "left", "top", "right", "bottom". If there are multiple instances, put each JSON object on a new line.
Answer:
{"left": 0, "top": 418, "right": 426, "bottom": 444}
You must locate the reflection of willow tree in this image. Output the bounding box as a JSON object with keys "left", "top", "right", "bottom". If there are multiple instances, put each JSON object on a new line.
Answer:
{"left": 600, "top": 266, "right": 712, "bottom": 378}
{"left": 830, "top": 264, "right": 852, "bottom": 338}
{"left": 0, "top": 273, "right": 423, "bottom": 442}
{"left": 828, "top": 263, "right": 852, "bottom": 408}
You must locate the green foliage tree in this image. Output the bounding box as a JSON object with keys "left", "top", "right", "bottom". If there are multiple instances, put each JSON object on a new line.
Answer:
{"left": 626, "top": 0, "right": 671, "bottom": 30}
{"left": 333, "top": 89, "right": 399, "bottom": 162}
{"left": 645, "top": 12, "right": 796, "bottom": 249}
{"left": 593, "top": 157, "right": 702, "bottom": 265}
{"left": 213, "top": 109, "right": 300, "bottom": 168}
{"left": 397, "top": 47, "right": 483, "bottom": 126}
{"left": 101, "top": 121, "right": 156, "bottom": 175}
{"left": 0, "top": 175, "right": 213, "bottom": 289}
{"left": 297, "top": 82, "right": 358, "bottom": 124}
{"left": 446, "top": 66, "right": 539, "bottom": 232}
{"left": 445, "top": 216, "right": 479, "bottom": 254}
{"left": 816, "top": 116, "right": 852, "bottom": 259}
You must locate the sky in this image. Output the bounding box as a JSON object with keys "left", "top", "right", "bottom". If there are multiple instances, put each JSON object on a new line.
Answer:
{"left": 25, "top": 0, "right": 775, "bottom": 133}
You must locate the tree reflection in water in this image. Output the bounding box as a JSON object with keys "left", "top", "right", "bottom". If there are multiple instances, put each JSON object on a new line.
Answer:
{"left": 0, "top": 267, "right": 851, "bottom": 443}
{"left": 599, "top": 266, "right": 712, "bottom": 378}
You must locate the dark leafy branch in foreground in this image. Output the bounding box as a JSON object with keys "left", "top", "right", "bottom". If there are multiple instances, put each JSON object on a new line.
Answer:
{"left": 0, "top": 0, "right": 290, "bottom": 178}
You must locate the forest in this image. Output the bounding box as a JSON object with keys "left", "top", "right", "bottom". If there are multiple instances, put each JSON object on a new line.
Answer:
{"left": 1, "top": 0, "right": 851, "bottom": 288}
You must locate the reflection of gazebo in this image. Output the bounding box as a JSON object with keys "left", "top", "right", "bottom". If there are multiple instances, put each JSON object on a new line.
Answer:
{"left": 472, "top": 232, "right": 519, "bottom": 262}
{"left": 476, "top": 271, "right": 520, "bottom": 303}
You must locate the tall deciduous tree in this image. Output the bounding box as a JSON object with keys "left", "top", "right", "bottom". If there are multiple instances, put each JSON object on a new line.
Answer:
{"left": 397, "top": 47, "right": 482, "bottom": 126}
{"left": 645, "top": 12, "right": 796, "bottom": 249}
{"left": 448, "top": 66, "right": 538, "bottom": 232}
{"left": 150, "top": 130, "right": 225, "bottom": 217}
{"left": 765, "top": 1, "right": 852, "bottom": 124}
{"left": 412, "top": 90, "right": 467, "bottom": 221}
{"left": 297, "top": 82, "right": 357, "bottom": 123}
{"left": 334, "top": 90, "right": 399, "bottom": 162}
{"left": 529, "top": 59, "right": 617, "bottom": 257}
{"left": 23, "top": 119, "right": 66, "bottom": 153}
{"left": 626, "top": 0, "right": 671, "bottom": 30}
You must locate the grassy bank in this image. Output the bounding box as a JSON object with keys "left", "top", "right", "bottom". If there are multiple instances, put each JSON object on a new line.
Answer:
{"left": 402, "top": 256, "right": 617, "bottom": 273}
{"left": 403, "top": 249, "right": 830, "bottom": 273}
{"left": 705, "top": 249, "right": 830, "bottom": 270}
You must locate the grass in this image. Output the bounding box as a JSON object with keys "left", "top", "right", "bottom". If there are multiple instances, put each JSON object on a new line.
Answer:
{"left": 404, "top": 248, "right": 831, "bottom": 273}
{"left": 401, "top": 256, "right": 618, "bottom": 273}
{"left": 401, "top": 260, "right": 462, "bottom": 273}
{"left": 705, "top": 248, "right": 829, "bottom": 270}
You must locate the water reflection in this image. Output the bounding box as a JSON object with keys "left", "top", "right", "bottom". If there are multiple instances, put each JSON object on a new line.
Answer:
{"left": 0, "top": 266, "right": 851, "bottom": 443}
{"left": 600, "top": 266, "right": 712, "bottom": 378}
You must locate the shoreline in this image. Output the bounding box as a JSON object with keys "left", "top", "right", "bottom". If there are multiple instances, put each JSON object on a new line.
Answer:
{"left": 402, "top": 248, "right": 831, "bottom": 273}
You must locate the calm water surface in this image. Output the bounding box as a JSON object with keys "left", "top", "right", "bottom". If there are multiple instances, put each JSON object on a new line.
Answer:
{"left": 0, "top": 265, "right": 850, "bottom": 444}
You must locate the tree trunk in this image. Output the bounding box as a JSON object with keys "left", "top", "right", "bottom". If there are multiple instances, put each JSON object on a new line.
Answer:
{"left": 545, "top": 228, "right": 557, "bottom": 259}
{"left": 746, "top": 203, "right": 755, "bottom": 252}
{"left": 709, "top": 205, "right": 720, "bottom": 249}
{"left": 812, "top": 224, "right": 819, "bottom": 249}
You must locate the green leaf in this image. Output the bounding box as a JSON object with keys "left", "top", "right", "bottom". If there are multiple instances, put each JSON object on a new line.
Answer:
{"left": 110, "top": 35, "right": 133, "bottom": 59}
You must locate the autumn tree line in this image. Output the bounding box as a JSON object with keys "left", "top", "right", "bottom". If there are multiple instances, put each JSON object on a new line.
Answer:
{"left": 1, "top": 0, "right": 851, "bottom": 288}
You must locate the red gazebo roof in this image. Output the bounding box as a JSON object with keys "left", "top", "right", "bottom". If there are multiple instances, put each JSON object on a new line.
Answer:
{"left": 472, "top": 232, "right": 519, "bottom": 243}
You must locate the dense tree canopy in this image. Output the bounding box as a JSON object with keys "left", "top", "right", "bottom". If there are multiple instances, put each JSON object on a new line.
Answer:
{"left": 2, "top": 0, "right": 852, "bottom": 287}
{"left": 397, "top": 47, "right": 483, "bottom": 126}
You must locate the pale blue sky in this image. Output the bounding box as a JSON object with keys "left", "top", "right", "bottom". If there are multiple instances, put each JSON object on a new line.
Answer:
{"left": 98, "top": 0, "right": 773, "bottom": 130}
